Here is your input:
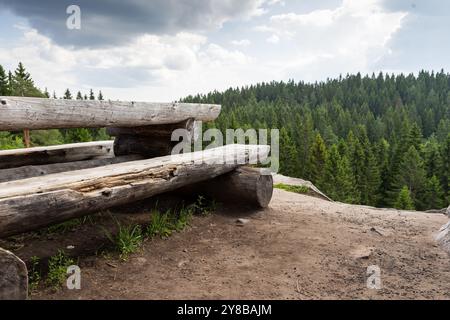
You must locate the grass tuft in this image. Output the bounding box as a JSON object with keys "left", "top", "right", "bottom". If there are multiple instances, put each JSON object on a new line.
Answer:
{"left": 274, "top": 183, "right": 309, "bottom": 194}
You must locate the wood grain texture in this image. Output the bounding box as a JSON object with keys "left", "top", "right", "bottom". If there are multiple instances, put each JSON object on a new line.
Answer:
{"left": 0, "top": 141, "right": 114, "bottom": 170}
{"left": 0, "top": 97, "right": 221, "bottom": 130}
{"left": 0, "top": 155, "right": 143, "bottom": 183}
{"left": 0, "top": 144, "right": 270, "bottom": 238}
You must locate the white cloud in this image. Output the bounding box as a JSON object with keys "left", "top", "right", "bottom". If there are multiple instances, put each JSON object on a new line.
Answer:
{"left": 266, "top": 34, "right": 280, "bottom": 44}
{"left": 231, "top": 39, "right": 251, "bottom": 46}
{"left": 0, "top": 0, "right": 412, "bottom": 101}
{"left": 256, "top": 0, "right": 408, "bottom": 79}
{"left": 0, "top": 25, "right": 257, "bottom": 101}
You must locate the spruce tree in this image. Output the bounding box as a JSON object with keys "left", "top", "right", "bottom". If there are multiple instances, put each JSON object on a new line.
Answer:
{"left": 391, "top": 146, "right": 427, "bottom": 209}
{"left": 98, "top": 91, "right": 104, "bottom": 101}
{"left": 0, "top": 65, "right": 9, "bottom": 95}
{"left": 279, "top": 127, "right": 299, "bottom": 177}
{"left": 76, "top": 91, "right": 83, "bottom": 100}
{"left": 308, "top": 133, "right": 328, "bottom": 187}
{"left": 394, "top": 186, "right": 415, "bottom": 210}
{"left": 423, "top": 176, "right": 445, "bottom": 209}
{"left": 89, "top": 89, "right": 95, "bottom": 100}
{"left": 11, "top": 62, "right": 43, "bottom": 97}
{"left": 63, "top": 89, "right": 73, "bottom": 100}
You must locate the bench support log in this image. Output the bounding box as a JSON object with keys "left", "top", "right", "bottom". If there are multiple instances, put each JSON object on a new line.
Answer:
{"left": 182, "top": 167, "right": 273, "bottom": 208}
{"left": 110, "top": 119, "right": 198, "bottom": 157}
{"left": 0, "top": 248, "right": 28, "bottom": 300}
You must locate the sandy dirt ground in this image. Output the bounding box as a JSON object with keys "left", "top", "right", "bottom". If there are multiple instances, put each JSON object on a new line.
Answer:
{"left": 30, "top": 189, "right": 450, "bottom": 300}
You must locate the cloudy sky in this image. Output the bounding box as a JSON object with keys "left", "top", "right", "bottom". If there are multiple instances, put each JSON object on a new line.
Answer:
{"left": 0, "top": 0, "right": 447, "bottom": 101}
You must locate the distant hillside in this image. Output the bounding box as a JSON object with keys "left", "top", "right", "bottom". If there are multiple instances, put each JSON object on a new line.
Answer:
{"left": 182, "top": 72, "right": 450, "bottom": 211}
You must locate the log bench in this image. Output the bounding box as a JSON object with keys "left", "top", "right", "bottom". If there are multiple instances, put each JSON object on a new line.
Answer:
{"left": 0, "top": 97, "right": 274, "bottom": 299}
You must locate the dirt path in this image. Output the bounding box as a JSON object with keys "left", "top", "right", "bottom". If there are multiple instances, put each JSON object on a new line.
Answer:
{"left": 33, "top": 190, "right": 450, "bottom": 300}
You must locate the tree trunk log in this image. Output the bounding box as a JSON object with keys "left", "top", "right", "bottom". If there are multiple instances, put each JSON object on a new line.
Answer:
{"left": 0, "top": 155, "right": 142, "bottom": 183}
{"left": 0, "top": 248, "right": 28, "bottom": 300}
{"left": 0, "top": 141, "right": 114, "bottom": 170}
{"left": 0, "top": 145, "right": 270, "bottom": 238}
{"left": 111, "top": 119, "right": 199, "bottom": 157}
{"left": 0, "top": 97, "right": 220, "bottom": 130}
{"left": 181, "top": 167, "right": 273, "bottom": 208}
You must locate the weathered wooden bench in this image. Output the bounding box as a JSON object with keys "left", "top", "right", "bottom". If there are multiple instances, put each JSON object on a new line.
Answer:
{"left": 0, "top": 97, "right": 273, "bottom": 299}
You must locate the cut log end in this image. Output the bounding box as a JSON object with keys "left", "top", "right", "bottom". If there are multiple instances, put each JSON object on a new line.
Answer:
{"left": 181, "top": 166, "right": 274, "bottom": 208}
{"left": 0, "top": 248, "right": 28, "bottom": 300}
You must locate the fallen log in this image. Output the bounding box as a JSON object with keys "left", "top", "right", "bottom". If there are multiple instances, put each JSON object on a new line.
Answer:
{"left": 181, "top": 167, "right": 273, "bottom": 208}
{"left": 0, "top": 97, "right": 221, "bottom": 130}
{"left": 0, "top": 155, "right": 142, "bottom": 183}
{"left": 0, "top": 144, "right": 270, "bottom": 238}
{"left": 0, "top": 248, "right": 28, "bottom": 300}
{"left": 0, "top": 141, "right": 114, "bottom": 170}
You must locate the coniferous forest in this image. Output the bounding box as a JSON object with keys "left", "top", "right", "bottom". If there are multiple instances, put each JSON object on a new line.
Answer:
{"left": 1, "top": 62, "right": 449, "bottom": 211}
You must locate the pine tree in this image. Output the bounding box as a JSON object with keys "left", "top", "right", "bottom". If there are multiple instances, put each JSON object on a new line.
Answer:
{"left": 10, "top": 62, "right": 43, "bottom": 97}
{"left": 76, "top": 91, "right": 83, "bottom": 100}
{"left": 321, "top": 145, "right": 359, "bottom": 203}
{"left": 0, "top": 65, "right": 9, "bottom": 95}
{"left": 394, "top": 186, "right": 415, "bottom": 210}
{"left": 63, "top": 89, "right": 73, "bottom": 100}
{"left": 98, "top": 91, "right": 104, "bottom": 101}
{"left": 279, "top": 127, "right": 299, "bottom": 177}
{"left": 89, "top": 89, "right": 95, "bottom": 100}
{"left": 391, "top": 146, "right": 427, "bottom": 209}
{"left": 423, "top": 176, "right": 445, "bottom": 209}
{"left": 43, "top": 88, "right": 50, "bottom": 98}
{"left": 308, "top": 133, "right": 328, "bottom": 187}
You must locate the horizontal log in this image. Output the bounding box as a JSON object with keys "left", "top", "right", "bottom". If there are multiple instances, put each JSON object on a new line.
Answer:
{"left": 182, "top": 167, "right": 273, "bottom": 208}
{"left": 0, "top": 155, "right": 143, "bottom": 183}
{"left": 0, "top": 97, "right": 221, "bottom": 130}
{"left": 0, "top": 141, "right": 114, "bottom": 170}
{"left": 0, "top": 144, "right": 270, "bottom": 238}
{"left": 0, "top": 248, "right": 28, "bottom": 300}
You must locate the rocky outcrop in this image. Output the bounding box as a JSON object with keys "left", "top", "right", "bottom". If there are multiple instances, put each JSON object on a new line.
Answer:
{"left": 436, "top": 221, "right": 450, "bottom": 255}
{"left": 0, "top": 248, "right": 28, "bottom": 300}
{"left": 272, "top": 173, "right": 332, "bottom": 201}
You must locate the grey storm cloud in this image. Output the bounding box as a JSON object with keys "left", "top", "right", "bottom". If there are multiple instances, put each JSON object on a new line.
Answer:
{"left": 0, "top": 0, "right": 263, "bottom": 47}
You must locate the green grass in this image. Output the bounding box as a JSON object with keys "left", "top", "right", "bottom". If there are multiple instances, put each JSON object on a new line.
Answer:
{"left": 274, "top": 183, "right": 310, "bottom": 194}
{"left": 190, "top": 195, "right": 217, "bottom": 216}
{"left": 46, "top": 250, "right": 74, "bottom": 288}
{"left": 106, "top": 223, "right": 143, "bottom": 260}
{"left": 43, "top": 216, "right": 93, "bottom": 235}
{"left": 28, "top": 256, "right": 41, "bottom": 292}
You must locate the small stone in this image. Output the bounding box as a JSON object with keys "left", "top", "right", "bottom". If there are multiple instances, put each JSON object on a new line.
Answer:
{"left": 236, "top": 218, "right": 250, "bottom": 225}
{"left": 350, "top": 246, "right": 375, "bottom": 260}
{"left": 66, "top": 245, "right": 75, "bottom": 250}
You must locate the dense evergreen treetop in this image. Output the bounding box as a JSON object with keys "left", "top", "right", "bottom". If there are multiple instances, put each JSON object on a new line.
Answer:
{"left": 182, "top": 71, "right": 449, "bottom": 210}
